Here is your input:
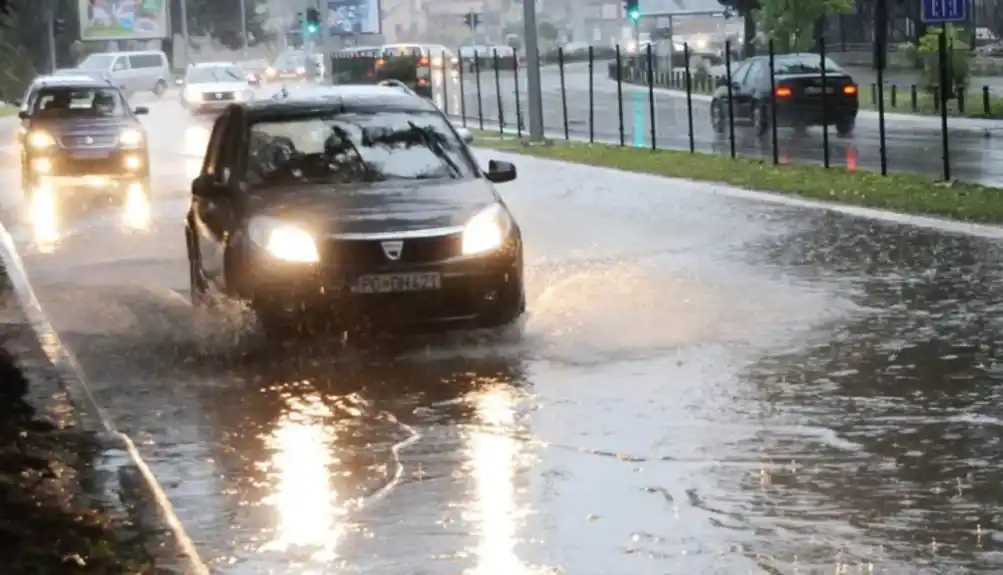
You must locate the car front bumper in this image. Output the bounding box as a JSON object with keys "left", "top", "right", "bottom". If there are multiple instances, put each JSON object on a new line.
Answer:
{"left": 240, "top": 245, "right": 524, "bottom": 329}
{"left": 26, "top": 149, "right": 149, "bottom": 184}
{"left": 774, "top": 100, "right": 859, "bottom": 125}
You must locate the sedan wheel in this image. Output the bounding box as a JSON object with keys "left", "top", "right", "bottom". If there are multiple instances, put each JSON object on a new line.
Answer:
{"left": 710, "top": 102, "right": 726, "bottom": 134}
{"left": 753, "top": 105, "right": 769, "bottom": 137}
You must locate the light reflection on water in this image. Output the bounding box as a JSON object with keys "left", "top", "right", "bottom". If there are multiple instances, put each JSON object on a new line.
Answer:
{"left": 467, "top": 385, "right": 531, "bottom": 575}
{"left": 259, "top": 392, "right": 344, "bottom": 562}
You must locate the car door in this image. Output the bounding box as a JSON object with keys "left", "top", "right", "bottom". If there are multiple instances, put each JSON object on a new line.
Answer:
{"left": 110, "top": 55, "right": 131, "bottom": 91}
{"left": 733, "top": 60, "right": 764, "bottom": 120}
{"left": 744, "top": 60, "right": 772, "bottom": 114}
{"left": 192, "top": 109, "right": 234, "bottom": 286}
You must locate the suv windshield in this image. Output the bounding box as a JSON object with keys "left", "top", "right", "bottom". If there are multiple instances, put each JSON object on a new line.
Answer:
{"left": 246, "top": 110, "right": 472, "bottom": 187}
{"left": 187, "top": 66, "right": 245, "bottom": 83}
{"left": 78, "top": 54, "right": 115, "bottom": 71}
{"left": 32, "top": 87, "right": 128, "bottom": 118}
{"left": 274, "top": 53, "right": 305, "bottom": 68}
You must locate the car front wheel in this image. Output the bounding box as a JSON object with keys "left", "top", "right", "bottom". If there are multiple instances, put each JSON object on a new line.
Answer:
{"left": 710, "top": 101, "right": 726, "bottom": 134}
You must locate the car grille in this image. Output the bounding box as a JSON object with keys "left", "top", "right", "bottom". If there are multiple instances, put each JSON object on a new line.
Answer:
{"left": 53, "top": 157, "right": 121, "bottom": 175}
{"left": 323, "top": 234, "right": 461, "bottom": 269}
{"left": 202, "top": 91, "right": 235, "bottom": 101}
{"left": 60, "top": 134, "right": 117, "bottom": 147}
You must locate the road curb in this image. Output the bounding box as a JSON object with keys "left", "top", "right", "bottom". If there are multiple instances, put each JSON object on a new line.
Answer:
{"left": 0, "top": 222, "right": 211, "bottom": 575}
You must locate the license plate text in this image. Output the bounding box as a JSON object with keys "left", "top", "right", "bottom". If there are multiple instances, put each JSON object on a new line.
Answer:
{"left": 352, "top": 272, "right": 442, "bottom": 294}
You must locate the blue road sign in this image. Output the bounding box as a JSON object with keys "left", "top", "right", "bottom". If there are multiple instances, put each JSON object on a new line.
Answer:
{"left": 922, "top": 0, "right": 968, "bottom": 23}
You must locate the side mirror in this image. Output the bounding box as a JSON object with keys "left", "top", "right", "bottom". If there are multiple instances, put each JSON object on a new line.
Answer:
{"left": 17, "top": 110, "right": 29, "bottom": 120}
{"left": 485, "top": 159, "right": 516, "bottom": 183}
{"left": 174, "top": 78, "right": 184, "bottom": 86}
{"left": 455, "top": 127, "right": 473, "bottom": 144}
{"left": 133, "top": 106, "right": 149, "bottom": 115}
{"left": 192, "top": 174, "right": 226, "bottom": 198}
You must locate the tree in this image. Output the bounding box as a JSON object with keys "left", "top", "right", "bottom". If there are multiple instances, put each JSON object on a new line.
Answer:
{"left": 718, "top": 0, "right": 759, "bottom": 57}
{"left": 757, "top": 0, "right": 852, "bottom": 52}
{"left": 185, "top": 0, "right": 272, "bottom": 50}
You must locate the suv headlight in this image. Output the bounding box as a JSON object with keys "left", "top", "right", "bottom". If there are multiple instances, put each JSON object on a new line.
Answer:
{"left": 461, "top": 203, "right": 512, "bottom": 255}
{"left": 184, "top": 88, "right": 202, "bottom": 102}
{"left": 27, "top": 131, "right": 56, "bottom": 149}
{"left": 119, "top": 128, "right": 143, "bottom": 147}
{"left": 248, "top": 217, "right": 319, "bottom": 262}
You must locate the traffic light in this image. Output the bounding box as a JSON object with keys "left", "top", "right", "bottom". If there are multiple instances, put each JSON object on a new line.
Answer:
{"left": 305, "top": 8, "right": 320, "bottom": 33}
{"left": 463, "top": 11, "right": 480, "bottom": 29}
{"left": 624, "top": 0, "right": 640, "bottom": 21}
{"left": 54, "top": 17, "right": 66, "bottom": 34}
{"left": 295, "top": 11, "right": 303, "bottom": 31}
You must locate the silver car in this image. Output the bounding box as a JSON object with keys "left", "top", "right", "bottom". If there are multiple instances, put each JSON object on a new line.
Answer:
{"left": 180, "top": 63, "right": 254, "bottom": 114}
{"left": 64, "top": 51, "right": 172, "bottom": 97}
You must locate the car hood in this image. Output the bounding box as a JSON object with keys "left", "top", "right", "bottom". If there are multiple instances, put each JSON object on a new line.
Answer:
{"left": 249, "top": 178, "right": 499, "bottom": 235}
{"left": 184, "top": 82, "right": 248, "bottom": 92}
{"left": 27, "top": 116, "right": 135, "bottom": 136}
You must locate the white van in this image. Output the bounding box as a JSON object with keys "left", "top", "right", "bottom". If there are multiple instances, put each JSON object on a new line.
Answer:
{"left": 71, "top": 51, "right": 172, "bottom": 96}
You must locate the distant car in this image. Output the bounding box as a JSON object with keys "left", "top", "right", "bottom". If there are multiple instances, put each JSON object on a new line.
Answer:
{"left": 15, "top": 76, "right": 149, "bottom": 193}
{"left": 184, "top": 86, "right": 524, "bottom": 336}
{"left": 180, "top": 62, "right": 253, "bottom": 114}
{"left": 69, "top": 50, "right": 171, "bottom": 97}
{"left": 239, "top": 59, "right": 268, "bottom": 86}
{"left": 265, "top": 51, "right": 322, "bottom": 82}
{"left": 709, "top": 53, "right": 859, "bottom": 137}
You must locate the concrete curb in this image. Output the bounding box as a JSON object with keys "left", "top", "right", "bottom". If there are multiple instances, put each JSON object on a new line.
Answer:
{"left": 0, "top": 223, "right": 211, "bottom": 575}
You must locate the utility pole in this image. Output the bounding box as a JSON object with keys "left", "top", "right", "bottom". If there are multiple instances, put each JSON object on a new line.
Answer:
{"left": 46, "top": 11, "right": 56, "bottom": 72}
{"left": 179, "top": 0, "right": 190, "bottom": 67}
{"left": 239, "top": 0, "right": 248, "bottom": 58}
{"left": 522, "top": 0, "right": 544, "bottom": 140}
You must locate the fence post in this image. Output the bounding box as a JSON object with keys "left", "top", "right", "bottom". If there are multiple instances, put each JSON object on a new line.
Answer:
{"left": 820, "top": 38, "right": 830, "bottom": 169}
{"left": 683, "top": 43, "right": 694, "bottom": 153}
{"left": 616, "top": 45, "right": 625, "bottom": 147}
{"left": 559, "top": 47, "right": 569, "bottom": 140}
{"left": 725, "top": 39, "right": 736, "bottom": 158}
{"left": 493, "top": 49, "right": 504, "bottom": 134}
{"left": 588, "top": 46, "right": 595, "bottom": 143}
{"left": 646, "top": 43, "right": 656, "bottom": 150}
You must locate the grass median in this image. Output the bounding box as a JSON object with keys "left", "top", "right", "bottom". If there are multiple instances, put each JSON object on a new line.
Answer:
{"left": 471, "top": 130, "right": 1003, "bottom": 223}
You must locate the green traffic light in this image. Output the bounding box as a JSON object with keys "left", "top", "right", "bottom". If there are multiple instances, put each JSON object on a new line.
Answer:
{"left": 628, "top": 9, "right": 640, "bottom": 20}
{"left": 307, "top": 24, "right": 317, "bottom": 33}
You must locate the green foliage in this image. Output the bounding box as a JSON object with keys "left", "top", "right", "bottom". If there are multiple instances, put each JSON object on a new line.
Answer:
{"left": 757, "top": 0, "right": 852, "bottom": 52}
{"left": 916, "top": 25, "right": 971, "bottom": 94}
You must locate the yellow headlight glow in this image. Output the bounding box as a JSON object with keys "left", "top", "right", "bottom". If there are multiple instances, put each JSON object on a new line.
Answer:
{"left": 461, "top": 204, "right": 511, "bottom": 255}
{"left": 250, "top": 218, "right": 319, "bottom": 262}
{"left": 27, "top": 131, "right": 55, "bottom": 149}
{"left": 119, "top": 128, "right": 143, "bottom": 147}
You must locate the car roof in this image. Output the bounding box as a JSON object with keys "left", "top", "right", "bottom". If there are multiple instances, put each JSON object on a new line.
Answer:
{"left": 86, "top": 50, "right": 165, "bottom": 57}
{"left": 243, "top": 85, "right": 438, "bottom": 119}
{"left": 32, "top": 75, "right": 112, "bottom": 89}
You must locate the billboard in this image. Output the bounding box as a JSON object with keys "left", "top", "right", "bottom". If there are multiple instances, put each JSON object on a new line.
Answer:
{"left": 325, "top": 0, "right": 381, "bottom": 36}
{"left": 638, "top": 0, "right": 724, "bottom": 15}
{"left": 78, "top": 0, "right": 170, "bottom": 41}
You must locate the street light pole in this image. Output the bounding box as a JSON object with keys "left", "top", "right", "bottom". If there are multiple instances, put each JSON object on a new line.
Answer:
{"left": 179, "top": 0, "right": 190, "bottom": 66}
{"left": 522, "top": 0, "right": 544, "bottom": 140}
{"left": 239, "top": 0, "right": 248, "bottom": 58}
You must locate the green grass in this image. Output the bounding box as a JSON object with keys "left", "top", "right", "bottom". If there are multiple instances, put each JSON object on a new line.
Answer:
{"left": 472, "top": 130, "right": 1003, "bottom": 223}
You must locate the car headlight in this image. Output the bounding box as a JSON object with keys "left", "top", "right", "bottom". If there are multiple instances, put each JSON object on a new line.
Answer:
{"left": 236, "top": 89, "right": 253, "bottom": 101}
{"left": 461, "top": 203, "right": 512, "bottom": 256}
{"left": 185, "top": 89, "right": 202, "bottom": 102}
{"left": 265, "top": 67, "right": 276, "bottom": 77}
{"left": 119, "top": 128, "right": 143, "bottom": 147}
{"left": 296, "top": 66, "right": 306, "bottom": 74}
{"left": 27, "top": 131, "right": 55, "bottom": 149}
{"left": 248, "top": 217, "right": 319, "bottom": 262}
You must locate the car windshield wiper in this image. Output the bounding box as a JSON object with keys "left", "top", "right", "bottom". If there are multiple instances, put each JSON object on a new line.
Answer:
{"left": 405, "top": 121, "right": 461, "bottom": 178}
{"left": 328, "top": 125, "right": 380, "bottom": 181}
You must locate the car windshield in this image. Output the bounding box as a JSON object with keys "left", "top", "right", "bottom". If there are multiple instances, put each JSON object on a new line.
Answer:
{"left": 188, "top": 66, "right": 245, "bottom": 83}
{"left": 32, "top": 87, "right": 127, "bottom": 118}
{"left": 78, "top": 54, "right": 115, "bottom": 71}
{"left": 775, "top": 56, "right": 843, "bottom": 75}
{"left": 274, "top": 53, "right": 304, "bottom": 68}
{"left": 246, "top": 110, "right": 473, "bottom": 188}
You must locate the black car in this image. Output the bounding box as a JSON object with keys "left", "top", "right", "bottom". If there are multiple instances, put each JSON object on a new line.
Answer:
{"left": 16, "top": 75, "right": 150, "bottom": 193}
{"left": 185, "top": 86, "right": 524, "bottom": 335}
{"left": 710, "top": 53, "right": 859, "bottom": 137}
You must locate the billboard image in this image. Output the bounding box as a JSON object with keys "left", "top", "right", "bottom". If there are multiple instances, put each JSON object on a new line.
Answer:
{"left": 325, "top": 0, "right": 381, "bottom": 36}
{"left": 78, "top": 0, "right": 170, "bottom": 41}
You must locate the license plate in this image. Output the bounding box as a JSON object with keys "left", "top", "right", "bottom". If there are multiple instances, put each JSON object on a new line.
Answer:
{"left": 351, "top": 272, "right": 442, "bottom": 294}
{"left": 804, "top": 87, "right": 834, "bottom": 94}
{"left": 70, "top": 150, "right": 109, "bottom": 159}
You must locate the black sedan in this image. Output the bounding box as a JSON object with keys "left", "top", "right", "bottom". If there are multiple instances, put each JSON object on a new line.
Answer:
{"left": 709, "top": 53, "right": 859, "bottom": 137}
{"left": 16, "top": 76, "right": 150, "bottom": 193}
{"left": 185, "top": 88, "right": 524, "bottom": 336}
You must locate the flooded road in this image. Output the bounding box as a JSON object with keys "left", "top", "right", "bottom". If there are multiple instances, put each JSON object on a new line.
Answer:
{"left": 1, "top": 85, "right": 1003, "bottom": 573}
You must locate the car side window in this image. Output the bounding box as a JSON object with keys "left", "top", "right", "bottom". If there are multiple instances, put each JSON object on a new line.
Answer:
{"left": 112, "top": 57, "right": 128, "bottom": 71}
{"left": 728, "top": 61, "right": 751, "bottom": 85}
{"left": 201, "top": 111, "right": 229, "bottom": 180}
{"left": 746, "top": 61, "right": 767, "bottom": 88}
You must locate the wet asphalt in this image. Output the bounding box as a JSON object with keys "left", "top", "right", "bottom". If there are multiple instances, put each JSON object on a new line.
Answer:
{"left": 1, "top": 80, "right": 1003, "bottom": 573}
{"left": 445, "top": 62, "right": 1003, "bottom": 186}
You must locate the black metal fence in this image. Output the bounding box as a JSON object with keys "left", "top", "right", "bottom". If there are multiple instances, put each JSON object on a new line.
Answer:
{"left": 414, "top": 39, "right": 1003, "bottom": 186}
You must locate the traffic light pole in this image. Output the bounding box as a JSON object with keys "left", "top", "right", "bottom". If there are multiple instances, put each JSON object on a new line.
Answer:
{"left": 179, "top": 0, "right": 190, "bottom": 66}
{"left": 523, "top": 0, "right": 544, "bottom": 140}
{"left": 46, "top": 10, "right": 56, "bottom": 72}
